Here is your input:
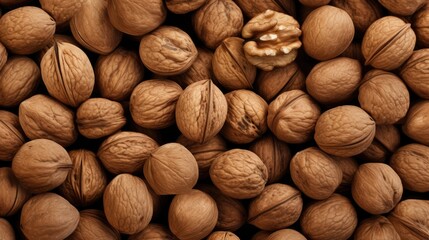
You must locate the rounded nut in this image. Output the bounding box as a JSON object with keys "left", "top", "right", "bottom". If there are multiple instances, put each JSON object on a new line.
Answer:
{"left": 379, "top": 0, "right": 425, "bottom": 16}
{"left": 166, "top": 0, "right": 206, "bottom": 14}
{"left": 129, "top": 224, "right": 174, "bottom": 240}
{"left": 40, "top": 0, "right": 86, "bottom": 25}
{"left": 267, "top": 229, "right": 307, "bottom": 240}
{"left": 299, "top": 0, "right": 330, "bottom": 7}
{"left": 402, "top": 100, "right": 429, "bottom": 145}
{"left": 388, "top": 199, "right": 429, "bottom": 240}
{"left": 0, "top": 167, "right": 31, "bottom": 217}
{"left": 333, "top": 156, "right": 358, "bottom": 193}
{"left": 234, "top": 0, "right": 296, "bottom": 19}
{"left": 352, "top": 163, "right": 403, "bottom": 214}
{"left": 0, "top": 118, "right": 25, "bottom": 161}
{"left": 354, "top": 216, "right": 400, "bottom": 240}
{"left": 0, "top": 110, "right": 20, "bottom": 130}
{"left": 67, "top": 209, "right": 120, "bottom": 240}
{"left": 0, "top": 218, "right": 15, "bottom": 240}
{"left": 207, "top": 231, "right": 240, "bottom": 240}
{"left": 413, "top": 6, "right": 429, "bottom": 47}
{"left": 358, "top": 124, "right": 401, "bottom": 163}
{"left": 252, "top": 231, "right": 271, "bottom": 240}
{"left": 400, "top": 49, "right": 429, "bottom": 99}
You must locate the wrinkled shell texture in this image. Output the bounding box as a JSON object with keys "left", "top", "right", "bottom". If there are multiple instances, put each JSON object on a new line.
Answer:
{"left": 403, "top": 101, "right": 429, "bottom": 145}
{"left": 207, "top": 231, "right": 240, "bottom": 240}
{"left": 388, "top": 199, "right": 429, "bottom": 240}
{"left": 66, "top": 209, "right": 120, "bottom": 240}
{"left": 414, "top": 7, "right": 429, "bottom": 47}
{"left": 379, "top": 0, "right": 425, "bottom": 16}
{"left": 40, "top": 0, "right": 85, "bottom": 25}
{"left": 354, "top": 216, "right": 400, "bottom": 240}
{"left": 359, "top": 124, "right": 401, "bottom": 162}
{"left": 401, "top": 49, "right": 429, "bottom": 99}
{"left": 172, "top": 47, "right": 214, "bottom": 87}
{"left": 166, "top": 0, "right": 206, "bottom": 14}
{"left": 0, "top": 119, "right": 24, "bottom": 161}
{"left": 234, "top": 0, "right": 296, "bottom": 18}
{"left": 128, "top": 224, "right": 174, "bottom": 240}
{"left": 0, "top": 167, "right": 30, "bottom": 217}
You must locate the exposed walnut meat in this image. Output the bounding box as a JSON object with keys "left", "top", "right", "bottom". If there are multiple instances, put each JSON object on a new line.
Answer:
{"left": 242, "top": 10, "right": 302, "bottom": 71}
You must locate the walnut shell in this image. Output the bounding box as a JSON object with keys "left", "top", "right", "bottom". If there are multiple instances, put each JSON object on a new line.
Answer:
{"left": 144, "top": 143, "right": 198, "bottom": 195}
{"left": 359, "top": 124, "right": 401, "bottom": 163}
{"left": 40, "top": 0, "right": 85, "bottom": 26}
{"left": 59, "top": 150, "right": 107, "bottom": 207}
{"left": 402, "top": 100, "right": 429, "bottom": 145}
{"left": 176, "top": 80, "right": 228, "bottom": 143}
{"left": 168, "top": 189, "right": 218, "bottom": 240}
{"left": 354, "top": 216, "right": 400, "bottom": 240}
{"left": 12, "top": 139, "right": 72, "bottom": 193}
{"left": 19, "top": 94, "right": 77, "bottom": 147}
{"left": 20, "top": 193, "right": 79, "bottom": 240}
{"left": 210, "top": 149, "right": 268, "bottom": 199}
{"left": 103, "top": 174, "right": 153, "bottom": 234}
{"left": 401, "top": 49, "right": 429, "bottom": 99}
{"left": 248, "top": 183, "right": 303, "bottom": 231}
{"left": 352, "top": 163, "right": 403, "bottom": 214}
{"left": 267, "top": 90, "right": 320, "bottom": 144}
{"left": 302, "top": 5, "right": 354, "bottom": 61}
{"left": 0, "top": 119, "right": 25, "bottom": 161}
{"left": 252, "top": 231, "right": 272, "bottom": 240}
{"left": 413, "top": 6, "right": 429, "bottom": 47}
{"left": 98, "top": 131, "right": 159, "bottom": 174}
{"left": 166, "top": 0, "right": 206, "bottom": 14}
{"left": 0, "top": 167, "right": 31, "bottom": 217}
{"left": 234, "top": 0, "right": 296, "bottom": 18}
{"left": 38, "top": 34, "right": 80, "bottom": 61}
{"left": 0, "top": 6, "right": 55, "bottom": 54}
{"left": 107, "top": 0, "right": 166, "bottom": 36}
{"left": 299, "top": 0, "right": 330, "bottom": 7}
{"left": 0, "top": 218, "right": 15, "bottom": 240}
{"left": 333, "top": 156, "right": 358, "bottom": 193}
{"left": 379, "top": 0, "right": 425, "bottom": 16}
{"left": 140, "top": 26, "right": 197, "bottom": 76}
{"left": 0, "top": 110, "right": 19, "bottom": 130}
{"left": 362, "top": 16, "right": 416, "bottom": 70}
{"left": 67, "top": 209, "right": 120, "bottom": 240}
{"left": 207, "top": 231, "right": 240, "bottom": 240}
{"left": 128, "top": 224, "right": 175, "bottom": 240}
{"left": 314, "top": 105, "right": 376, "bottom": 157}
{"left": 300, "top": 194, "right": 358, "bottom": 240}
{"left": 388, "top": 199, "right": 429, "bottom": 240}
{"left": 192, "top": 0, "right": 243, "bottom": 49}
{"left": 0, "top": 56, "right": 40, "bottom": 107}
{"left": 290, "top": 147, "right": 343, "bottom": 200}
{"left": 340, "top": 42, "right": 365, "bottom": 63}
{"left": 267, "top": 229, "right": 307, "bottom": 240}
{"left": 41, "top": 42, "right": 95, "bottom": 107}
{"left": 130, "top": 80, "right": 182, "bottom": 129}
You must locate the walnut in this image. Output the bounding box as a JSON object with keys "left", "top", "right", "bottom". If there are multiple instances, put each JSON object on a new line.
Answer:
{"left": 388, "top": 199, "right": 429, "bottom": 240}
{"left": 354, "top": 216, "right": 400, "bottom": 240}
{"left": 352, "top": 163, "right": 403, "bottom": 214}
{"left": 300, "top": 194, "right": 358, "bottom": 240}
{"left": 302, "top": 6, "right": 354, "bottom": 61}
{"left": 144, "top": 143, "right": 198, "bottom": 195}
{"left": 340, "top": 42, "right": 365, "bottom": 63}
{"left": 379, "top": 0, "right": 426, "bottom": 16}
{"left": 20, "top": 193, "right": 80, "bottom": 240}
{"left": 0, "top": 110, "right": 20, "bottom": 130}
{"left": 103, "top": 174, "right": 153, "bottom": 234}
{"left": 413, "top": 6, "right": 429, "bottom": 47}
{"left": 168, "top": 189, "right": 218, "bottom": 240}
{"left": 401, "top": 49, "right": 429, "bottom": 99}
{"left": 242, "top": 10, "right": 302, "bottom": 71}
{"left": 290, "top": 147, "right": 343, "bottom": 200}
{"left": 402, "top": 100, "right": 429, "bottom": 145}
{"left": 234, "top": 0, "right": 296, "bottom": 18}
{"left": 40, "top": 0, "right": 85, "bottom": 26}
{"left": 267, "top": 90, "right": 320, "bottom": 144}
{"left": 252, "top": 231, "right": 272, "bottom": 240}
{"left": 248, "top": 183, "right": 303, "bottom": 231}
{"left": 359, "top": 124, "right": 401, "bottom": 162}
{"left": 140, "top": 26, "right": 197, "bottom": 76}
{"left": 210, "top": 149, "right": 268, "bottom": 199}
{"left": 166, "top": 0, "right": 206, "bottom": 14}
{"left": 267, "top": 229, "right": 307, "bottom": 240}
{"left": 207, "top": 231, "right": 240, "bottom": 240}
{"left": 0, "top": 218, "right": 14, "bottom": 240}
{"left": 130, "top": 80, "right": 182, "bottom": 129}
{"left": 333, "top": 156, "right": 358, "bottom": 193}
{"left": 38, "top": 34, "right": 80, "bottom": 61}
{"left": 0, "top": 167, "right": 31, "bottom": 217}
{"left": 0, "top": 118, "right": 25, "bottom": 161}
{"left": 314, "top": 105, "right": 376, "bottom": 157}
{"left": 129, "top": 224, "right": 174, "bottom": 240}
{"left": 299, "top": 0, "right": 330, "bottom": 7}
{"left": 67, "top": 209, "right": 120, "bottom": 240}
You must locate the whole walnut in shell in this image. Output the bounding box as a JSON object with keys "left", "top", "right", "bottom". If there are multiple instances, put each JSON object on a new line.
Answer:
{"left": 388, "top": 199, "right": 429, "bottom": 240}
{"left": 129, "top": 224, "right": 174, "bottom": 240}
{"left": 352, "top": 163, "right": 403, "bottom": 214}
{"left": 0, "top": 42, "right": 7, "bottom": 74}
{"left": 0, "top": 167, "right": 31, "bottom": 217}
{"left": 359, "top": 124, "right": 401, "bottom": 163}
{"left": 267, "top": 90, "right": 320, "bottom": 144}
{"left": 207, "top": 231, "right": 240, "bottom": 240}
{"left": 314, "top": 105, "right": 376, "bottom": 157}
{"left": 67, "top": 209, "right": 120, "bottom": 240}
{"left": 0, "top": 110, "right": 20, "bottom": 129}
{"left": 0, "top": 118, "right": 24, "bottom": 161}
{"left": 354, "top": 216, "right": 400, "bottom": 240}
{"left": 0, "top": 6, "right": 55, "bottom": 54}
{"left": 168, "top": 189, "right": 218, "bottom": 240}
{"left": 12, "top": 139, "right": 72, "bottom": 193}
{"left": 40, "top": 0, "right": 85, "bottom": 26}
{"left": 20, "top": 193, "right": 79, "bottom": 240}
{"left": 130, "top": 80, "right": 182, "bottom": 129}
{"left": 104, "top": 174, "right": 153, "bottom": 234}
{"left": 210, "top": 149, "right": 268, "bottom": 199}
{"left": 166, "top": 0, "right": 206, "bottom": 14}
{"left": 144, "top": 143, "right": 198, "bottom": 195}
{"left": 0, "top": 218, "right": 15, "bottom": 240}
{"left": 290, "top": 147, "right": 343, "bottom": 200}
{"left": 140, "top": 26, "right": 197, "bottom": 76}
{"left": 234, "top": 0, "right": 296, "bottom": 18}
{"left": 333, "top": 156, "right": 358, "bottom": 193}
{"left": 267, "top": 229, "right": 307, "bottom": 240}
{"left": 402, "top": 101, "right": 429, "bottom": 145}
{"left": 379, "top": 0, "right": 425, "bottom": 16}
{"left": 300, "top": 194, "right": 358, "bottom": 240}
{"left": 413, "top": 7, "right": 429, "bottom": 47}
{"left": 401, "top": 49, "right": 429, "bottom": 99}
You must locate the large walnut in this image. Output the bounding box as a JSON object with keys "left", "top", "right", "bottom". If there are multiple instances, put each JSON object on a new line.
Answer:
{"left": 40, "top": 0, "right": 86, "bottom": 26}
{"left": 354, "top": 216, "right": 400, "bottom": 240}
{"left": 401, "top": 49, "right": 429, "bottom": 99}
{"left": 403, "top": 100, "right": 429, "bottom": 145}
{"left": 67, "top": 209, "right": 120, "bottom": 240}
{"left": 0, "top": 167, "right": 31, "bottom": 217}
{"left": 388, "top": 199, "right": 429, "bottom": 240}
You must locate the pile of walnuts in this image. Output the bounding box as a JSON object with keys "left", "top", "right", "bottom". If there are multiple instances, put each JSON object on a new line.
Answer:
{"left": 1, "top": 0, "right": 429, "bottom": 239}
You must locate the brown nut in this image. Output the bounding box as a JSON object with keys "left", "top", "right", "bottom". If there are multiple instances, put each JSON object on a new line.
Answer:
{"left": 252, "top": 231, "right": 272, "bottom": 240}
{"left": 267, "top": 229, "right": 307, "bottom": 240}
{"left": 379, "top": 0, "right": 425, "bottom": 16}
{"left": 0, "top": 118, "right": 25, "bottom": 161}
{"left": 166, "top": 0, "right": 206, "bottom": 14}
{"left": 306, "top": 57, "right": 362, "bottom": 105}
{"left": 0, "top": 110, "right": 20, "bottom": 130}
{"left": 140, "top": 26, "right": 197, "bottom": 76}
{"left": 359, "top": 124, "right": 401, "bottom": 162}
{"left": 130, "top": 79, "right": 182, "bottom": 129}
{"left": 98, "top": 131, "right": 159, "bottom": 174}
{"left": 362, "top": 16, "right": 416, "bottom": 70}
{"left": 401, "top": 49, "right": 429, "bottom": 99}
{"left": 0, "top": 167, "right": 31, "bottom": 217}
{"left": 333, "top": 156, "right": 358, "bottom": 193}
{"left": 207, "top": 231, "right": 240, "bottom": 240}
{"left": 299, "top": 0, "right": 330, "bottom": 7}
{"left": 413, "top": 6, "right": 429, "bottom": 47}
{"left": 129, "top": 224, "right": 175, "bottom": 240}
{"left": 0, "top": 218, "right": 15, "bottom": 240}
{"left": 242, "top": 10, "right": 302, "bottom": 71}
{"left": 168, "top": 189, "right": 218, "bottom": 240}
{"left": 103, "top": 174, "right": 153, "bottom": 234}
{"left": 192, "top": 0, "right": 243, "bottom": 49}
{"left": 290, "top": 147, "right": 343, "bottom": 200}
{"left": 388, "top": 199, "right": 429, "bottom": 240}
{"left": 300, "top": 194, "right": 358, "bottom": 240}
{"left": 0, "top": 56, "right": 40, "bottom": 107}
{"left": 59, "top": 150, "right": 107, "bottom": 207}
{"left": 144, "top": 143, "right": 198, "bottom": 195}
{"left": 267, "top": 90, "right": 320, "bottom": 144}
{"left": 340, "top": 42, "right": 365, "bottom": 63}
{"left": 176, "top": 80, "right": 228, "bottom": 143}
{"left": 41, "top": 42, "right": 95, "bottom": 107}
{"left": 67, "top": 209, "right": 120, "bottom": 240}
{"left": 107, "top": 0, "right": 166, "bottom": 36}
{"left": 314, "top": 105, "right": 376, "bottom": 157}
{"left": 302, "top": 5, "right": 354, "bottom": 61}
{"left": 20, "top": 193, "right": 79, "bottom": 240}
{"left": 210, "top": 149, "right": 268, "bottom": 199}
{"left": 403, "top": 100, "right": 429, "bottom": 145}
{"left": 40, "top": 0, "right": 86, "bottom": 26}
{"left": 352, "top": 163, "right": 403, "bottom": 214}
{"left": 390, "top": 144, "right": 429, "bottom": 192}
{"left": 234, "top": 0, "right": 296, "bottom": 18}
{"left": 19, "top": 94, "right": 77, "bottom": 147}
{"left": 248, "top": 183, "right": 303, "bottom": 231}
{"left": 0, "top": 6, "right": 55, "bottom": 54}
{"left": 354, "top": 216, "right": 400, "bottom": 240}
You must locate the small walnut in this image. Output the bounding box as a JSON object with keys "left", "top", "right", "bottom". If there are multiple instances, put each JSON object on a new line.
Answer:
{"left": 252, "top": 231, "right": 272, "bottom": 240}
{"left": 379, "top": 0, "right": 425, "bottom": 16}
{"left": 234, "top": 0, "right": 296, "bottom": 18}
{"left": 20, "top": 193, "right": 80, "bottom": 240}
{"left": 401, "top": 49, "right": 429, "bottom": 99}
{"left": 0, "top": 218, "right": 15, "bottom": 240}
{"left": 144, "top": 143, "right": 198, "bottom": 195}
{"left": 140, "top": 26, "right": 197, "bottom": 76}
{"left": 340, "top": 42, "right": 365, "bottom": 63}
{"left": 402, "top": 101, "right": 429, "bottom": 145}
{"left": 352, "top": 163, "right": 403, "bottom": 214}
{"left": 67, "top": 209, "right": 120, "bottom": 240}
{"left": 168, "top": 189, "right": 218, "bottom": 240}
{"left": 0, "top": 167, "right": 31, "bottom": 217}
{"left": 333, "top": 156, "right": 358, "bottom": 193}
{"left": 210, "top": 149, "right": 268, "bottom": 199}
{"left": 129, "top": 224, "right": 175, "bottom": 240}
{"left": 290, "top": 147, "right": 343, "bottom": 200}
{"left": 388, "top": 199, "right": 429, "bottom": 240}
{"left": 40, "top": 0, "right": 85, "bottom": 26}
{"left": 207, "top": 231, "right": 240, "bottom": 240}
{"left": 354, "top": 216, "right": 400, "bottom": 240}
{"left": 359, "top": 124, "right": 401, "bottom": 162}
{"left": 103, "top": 174, "right": 153, "bottom": 234}
{"left": 413, "top": 6, "right": 429, "bottom": 47}
{"left": 166, "top": 0, "right": 206, "bottom": 14}
{"left": 267, "top": 229, "right": 307, "bottom": 240}
{"left": 314, "top": 105, "right": 376, "bottom": 157}
{"left": 242, "top": 10, "right": 302, "bottom": 71}
{"left": 248, "top": 183, "right": 303, "bottom": 231}
{"left": 300, "top": 194, "right": 358, "bottom": 240}
{"left": 0, "top": 119, "right": 24, "bottom": 161}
